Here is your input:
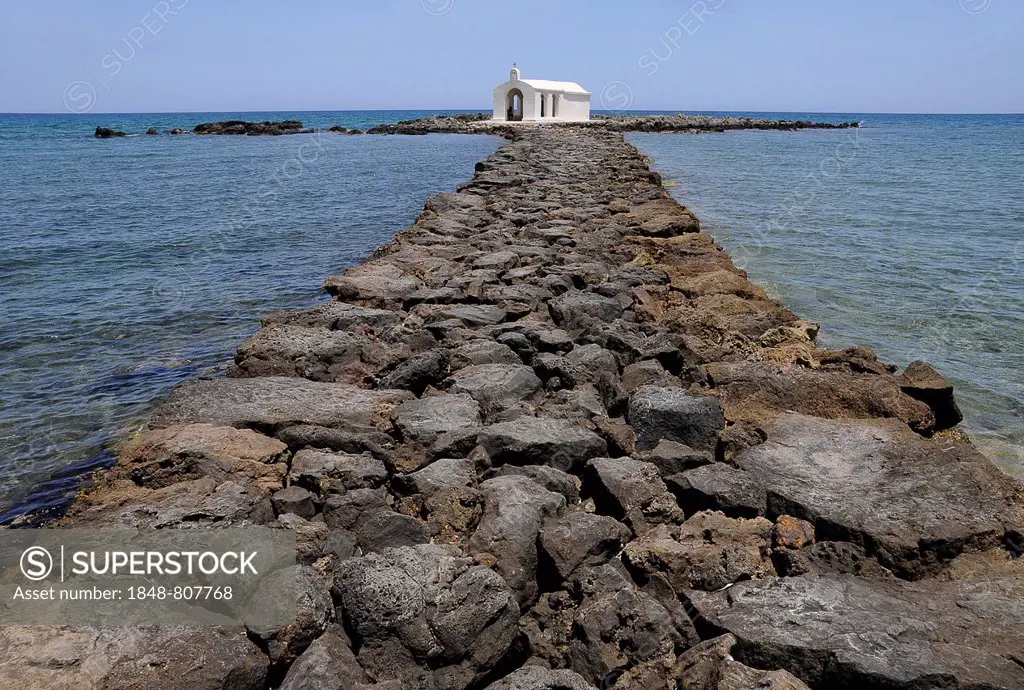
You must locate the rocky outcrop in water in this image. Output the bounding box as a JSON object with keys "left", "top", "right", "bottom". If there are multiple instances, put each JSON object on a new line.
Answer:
{"left": 94, "top": 127, "right": 126, "bottom": 138}
{"left": 8, "top": 125, "right": 1021, "bottom": 689}
{"left": 366, "top": 113, "right": 860, "bottom": 136}
{"left": 193, "top": 120, "right": 312, "bottom": 135}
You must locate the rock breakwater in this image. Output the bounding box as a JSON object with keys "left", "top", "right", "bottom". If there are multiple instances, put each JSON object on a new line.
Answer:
{"left": 5, "top": 126, "right": 1021, "bottom": 689}
{"left": 366, "top": 113, "right": 861, "bottom": 136}
{"left": 193, "top": 120, "right": 313, "bottom": 136}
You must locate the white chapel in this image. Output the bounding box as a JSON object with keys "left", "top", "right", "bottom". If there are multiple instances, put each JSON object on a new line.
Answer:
{"left": 492, "top": 64, "right": 591, "bottom": 123}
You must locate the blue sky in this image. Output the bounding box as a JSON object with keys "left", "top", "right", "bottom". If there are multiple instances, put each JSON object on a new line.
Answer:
{"left": 1, "top": 0, "right": 1020, "bottom": 114}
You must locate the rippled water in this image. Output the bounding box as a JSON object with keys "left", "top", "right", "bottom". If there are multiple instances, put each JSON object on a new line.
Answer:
{"left": 3, "top": 111, "right": 1021, "bottom": 524}
{"left": 0, "top": 110, "right": 501, "bottom": 523}
{"left": 631, "top": 113, "right": 1023, "bottom": 476}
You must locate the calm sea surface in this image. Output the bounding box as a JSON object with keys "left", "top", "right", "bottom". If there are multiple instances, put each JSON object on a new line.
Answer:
{"left": 631, "top": 113, "right": 1023, "bottom": 475}
{"left": 0, "top": 110, "right": 1020, "bottom": 523}
{"left": 0, "top": 110, "right": 501, "bottom": 523}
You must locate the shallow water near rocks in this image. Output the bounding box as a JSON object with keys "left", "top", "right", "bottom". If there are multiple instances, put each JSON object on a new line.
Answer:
{"left": 0, "top": 110, "right": 501, "bottom": 523}
{"left": 631, "top": 113, "right": 1024, "bottom": 475}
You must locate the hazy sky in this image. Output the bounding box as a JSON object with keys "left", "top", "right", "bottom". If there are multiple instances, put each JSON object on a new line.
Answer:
{"left": 1, "top": 0, "right": 1020, "bottom": 114}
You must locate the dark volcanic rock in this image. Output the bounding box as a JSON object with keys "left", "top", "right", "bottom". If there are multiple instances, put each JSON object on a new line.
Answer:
{"left": 479, "top": 416, "right": 607, "bottom": 473}
{"left": 665, "top": 463, "right": 768, "bottom": 518}
{"left": 538, "top": 512, "right": 631, "bottom": 583}
{"left": 193, "top": 119, "right": 310, "bottom": 135}
{"left": 730, "top": 413, "right": 1024, "bottom": 578}
{"left": 628, "top": 385, "right": 725, "bottom": 452}
{"left": 774, "top": 540, "right": 893, "bottom": 579}
{"left": 333, "top": 544, "right": 520, "bottom": 689}
{"left": 469, "top": 475, "right": 566, "bottom": 604}
{"left": 380, "top": 349, "right": 449, "bottom": 395}
{"left": 494, "top": 465, "right": 580, "bottom": 503}
{"left": 353, "top": 507, "right": 428, "bottom": 552}
{"left": 549, "top": 291, "right": 624, "bottom": 332}
{"left": 94, "top": 127, "right": 126, "bottom": 138}
{"left": 567, "top": 562, "right": 698, "bottom": 686}
{"left": 623, "top": 510, "right": 774, "bottom": 592}
{"left": 151, "top": 377, "right": 414, "bottom": 436}
{"left": 584, "top": 457, "right": 684, "bottom": 533}
{"left": 445, "top": 363, "right": 542, "bottom": 403}
{"left": 279, "top": 628, "right": 369, "bottom": 690}
{"left": 271, "top": 485, "right": 316, "bottom": 518}
{"left": 486, "top": 666, "right": 596, "bottom": 689}
{"left": 229, "top": 325, "right": 368, "bottom": 383}
{"left": 391, "top": 393, "right": 481, "bottom": 443}
{"left": 290, "top": 448, "right": 388, "bottom": 494}
{"left": 640, "top": 439, "right": 714, "bottom": 476}
{"left": 687, "top": 574, "right": 1024, "bottom": 689}
{"left": 898, "top": 359, "right": 964, "bottom": 430}
{"left": 246, "top": 565, "right": 333, "bottom": 667}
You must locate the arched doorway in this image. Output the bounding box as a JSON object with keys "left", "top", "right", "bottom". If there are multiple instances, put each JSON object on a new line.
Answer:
{"left": 506, "top": 88, "right": 524, "bottom": 121}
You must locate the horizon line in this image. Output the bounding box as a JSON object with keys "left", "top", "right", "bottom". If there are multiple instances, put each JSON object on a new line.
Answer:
{"left": 2, "top": 108, "right": 1023, "bottom": 117}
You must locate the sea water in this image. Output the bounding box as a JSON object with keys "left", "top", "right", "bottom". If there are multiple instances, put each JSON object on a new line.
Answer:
{"left": 1, "top": 110, "right": 1020, "bottom": 524}
{"left": 631, "top": 112, "right": 1023, "bottom": 475}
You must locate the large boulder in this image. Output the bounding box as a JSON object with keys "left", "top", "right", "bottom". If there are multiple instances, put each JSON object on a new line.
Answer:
{"left": 566, "top": 562, "right": 697, "bottom": 686}
{"left": 445, "top": 364, "right": 542, "bottom": 403}
{"left": 898, "top": 359, "right": 963, "bottom": 430}
{"left": 549, "top": 291, "right": 624, "bottom": 332}
{"left": 627, "top": 386, "right": 725, "bottom": 452}
{"left": 246, "top": 565, "right": 333, "bottom": 668}
{"left": 687, "top": 573, "right": 1024, "bottom": 689}
{"left": 665, "top": 463, "right": 768, "bottom": 518}
{"left": 391, "top": 394, "right": 481, "bottom": 443}
{"left": 479, "top": 416, "right": 608, "bottom": 473}
{"left": 538, "top": 512, "right": 631, "bottom": 583}
{"left": 290, "top": 449, "right": 388, "bottom": 494}
{"left": 63, "top": 476, "right": 273, "bottom": 528}
{"left": 729, "top": 413, "right": 1024, "bottom": 578}
{"left": 324, "top": 263, "right": 423, "bottom": 306}
{"left": 449, "top": 339, "right": 522, "bottom": 370}
{"left": 468, "top": 476, "right": 566, "bottom": 604}
{"left": 262, "top": 300, "right": 402, "bottom": 332}
{"left": 623, "top": 511, "right": 775, "bottom": 592}
{"left": 279, "top": 628, "right": 370, "bottom": 690}
{"left": 229, "top": 325, "right": 368, "bottom": 382}
{"left": 703, "top": 361, "right": 938, "bottom": 433}
{"left": 152, "top": 377, "right": 414, "bottom": 436}
{"left": 333, "top": 544, "right": 520, "bottom": 689}
{"left": 0, "top": 625, "right": 268, "bottom": 689}
{"left": 583, "top": 457, "right": 684, "bottom": 534}
{"left": 380, "top": 350, "right": 449, "bottom": 395}
{"left": 116, "top": 423, "right": 288, "bottom": 493}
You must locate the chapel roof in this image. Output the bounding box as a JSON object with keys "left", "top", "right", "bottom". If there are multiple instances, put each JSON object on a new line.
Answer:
{"left": 518, "top": 79, "right": 590, "bottom": 96}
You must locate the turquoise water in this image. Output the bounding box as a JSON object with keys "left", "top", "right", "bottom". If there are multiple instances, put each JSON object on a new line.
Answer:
{"left": 0, "top": 110, "right": 501, "bottom": 523}
{"left": 1, "top": 111, "right": 1021, "bottom": 524}
{"left": 631, "top": 113, "right": 1023, "bottom": 475}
